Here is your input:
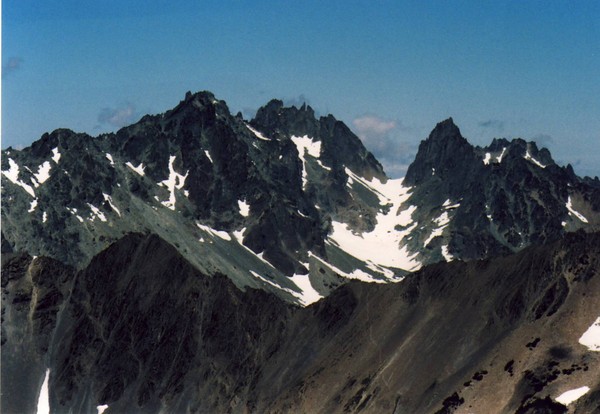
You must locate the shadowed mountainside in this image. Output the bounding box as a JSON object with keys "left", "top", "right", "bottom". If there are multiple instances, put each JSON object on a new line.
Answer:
{"left": 2, "top": 231, "right": 599, "bottom": 413}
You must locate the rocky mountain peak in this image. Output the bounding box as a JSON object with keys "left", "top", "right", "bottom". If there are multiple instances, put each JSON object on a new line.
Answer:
{"left": 250, "top": 99, "right": 385, "bottom": 181}
{"left": 157, "top": 90, "right": 233, "bottom": 132}
{"left": 182, "top": 90, "right": 221, "bottom": 106}
{"left": 2, "top": 89, "right": 600, "bottom": 414}
{"left": 2, "top": 89, "right": 600, "bottom": 307}
{"left": 404, "top": 117, "right": 477, "bottom": 186}
{"left": 251, "top": 99, "right": 319, "bottom": 138}
{"left": 429, "top": 117, "right": 461, "bottom": 140}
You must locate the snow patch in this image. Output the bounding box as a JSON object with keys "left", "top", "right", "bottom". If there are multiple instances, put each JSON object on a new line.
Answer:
{"left": 232, "top": 228, "right": 245, "bottom": 244}
{"left": 245, "top": 123, "right": 271, "bottom": 141}
{"left": 42, "top": 211, "right": 48, "bottom": 223}
{"left": 33, "top": 161, "right": 52, "bottom": 184}
{"left": 158, "top": 155, "right": 189, "bottom": 210}
{"left": 51, "top": 147, "right": 61, "bottom": 163}
{"left": 317, "top": 160, "right": 331, "bottom": 171}
{"left": 2, "top": 158, "right": 36, "bottom": 197}
{"left": 102, "top": 193, "right": 121, "bottom": 216}
{"left": 310, "top": 252, "right": 391, "bottom": 283}
{"left": 88, "top": 204, "right": 108, "bottom": 222}
{"left": 97, "top": 405, "right": 109, "bottom": 414}
{"left": 289, "top": 273, "right": 323, "bottom": 306}
{"left": 28, "top": 199, "right": 38, "bottom": 213}
{"left": 37, "top": 369, "right": 50, "bottom": 414}
{"left": 249, "top": 270, "right": 320, "bottom": 305}
{"left": 442, "top": 199, "right": 460, "bottom": 209}
{"left": 238, "top": 200, "right": 250, "bottom": 217}
{"left": 441, "top": 245, "right": 453, "bottom": 261}
{"left": 485, "top": 204, "right": 493, "bottom": 222}
{"left": 291, "top": 135, "right": 322, "bottom": 189}
{"left": 524, "top": 150, "right": 547, "bottom": 168}
{"left": 67, "top": 207, "right": 83, "bottom": 223}
{"left": 423, "top": 211, "right": 450, "bottom": 246}
{"left": 125, "top": 162, "right": 145, "bottom": 176}
{"left": 578, "top": 316, "right": 600, "bottom": 351}
{"left": 105, "top": 153, "right": 115, "bottom": 166}
{"left": 496, "top": 147, "right": 507, "bottom": 163}
{"left": 195, "top": 222, "right": 231, "bottom": 241}
{"left": 555, "top": 386, "right": 590, "bottom": 406}
{"left": 566, "top": 196, "right": 588, "bottom": 223}
{"left": 292, "top": 135, "right": 321, "bottom": 158}
{"left": 204, "top": 150, "right": 213, "bottom": 163}
{"left": 483, "top": 153, "right": 491, "bottom": 165}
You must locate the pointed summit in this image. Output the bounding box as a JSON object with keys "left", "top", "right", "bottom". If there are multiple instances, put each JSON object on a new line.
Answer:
{"left": 251, "top": 100, "right": 385, "bottom": 180}
{"left": 430, "top": 117, "right": 459, "bottom": 137}
{"left": 404, "top": 118, "right": 477, "bottom": 186}
{"left": 251, "top": 99, "right": 319, "bottom": 138}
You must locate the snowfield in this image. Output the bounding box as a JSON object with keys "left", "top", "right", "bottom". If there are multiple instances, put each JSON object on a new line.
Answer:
{"left": 329, "top": 173, "right": 421, "bottom": 273}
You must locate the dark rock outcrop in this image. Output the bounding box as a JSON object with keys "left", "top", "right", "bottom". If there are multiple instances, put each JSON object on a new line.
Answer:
{"left": 2, "top": 231, "right": 598, "bottom": 413}
{"left": 401, "top": 118, "right": 600, "bottom": 265}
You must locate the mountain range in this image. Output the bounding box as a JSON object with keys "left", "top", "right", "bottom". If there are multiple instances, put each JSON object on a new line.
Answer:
{"left": 1, "top": 91, "right": 599, "bottom": 413}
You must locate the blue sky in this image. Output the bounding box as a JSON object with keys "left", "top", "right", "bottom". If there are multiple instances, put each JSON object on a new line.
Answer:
{"left": 3, "top": 1, "right": 599, "bottom": 177}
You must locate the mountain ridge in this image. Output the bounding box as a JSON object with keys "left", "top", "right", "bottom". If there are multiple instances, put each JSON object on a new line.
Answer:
{"left": 2, "top": 230, "right": 598, "bottom": 413}
{"left": 2, "top": 90, "right": 600, "bottom": 305}
{"left": 2, "top": 89, "right": 600, "bottom": 413}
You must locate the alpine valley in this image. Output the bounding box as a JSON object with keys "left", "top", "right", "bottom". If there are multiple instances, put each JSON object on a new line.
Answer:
{"left": 1, "top": 91, "right": 599, "bottom": 414}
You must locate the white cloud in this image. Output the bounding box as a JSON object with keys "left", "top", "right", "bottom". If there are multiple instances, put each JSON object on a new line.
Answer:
{"left": 351, "top": 114, "right": 417, "bottom": 178}
{"left": 98, "top": 102, "right": 138, "bottom": 128}
{"left": 353, "top": 115, "right": 397, "bottom": 137}
{"left": 283, "top": 94, "right": 311, "bottom": 108}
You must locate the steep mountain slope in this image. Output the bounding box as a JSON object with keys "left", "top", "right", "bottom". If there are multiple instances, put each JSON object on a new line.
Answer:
{"left": 2, "top": 91, "right": 600, "bottom": 305}
{"left": 2, "top": 231, "right": 598, "bottom": 413}
{"left": 402, "top": 118, "right": 600, "bottom": 265}
{"left": 1, "top": 91, "right": 401, "bottom": 304}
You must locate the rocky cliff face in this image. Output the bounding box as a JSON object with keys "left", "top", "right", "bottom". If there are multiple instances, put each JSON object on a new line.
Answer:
{"left": 1, "top": 91, "right": 406, "bottom": 303}
{"left": 2, "top": 90, "right": 600, "bottom": 412}
{"left": 1, "top": 252, "right": 75, "bottom": 414}
{"left": 2, "top": 92, "right": 600, "bottom": 305}
{"left": 401, "top": 118, "right": 600, "bottom": 265}
{"left": 2, "top": 232, "right": 598, "bottom": 413}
